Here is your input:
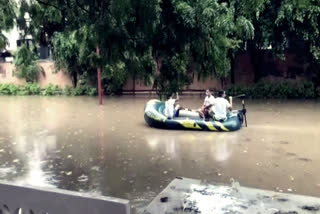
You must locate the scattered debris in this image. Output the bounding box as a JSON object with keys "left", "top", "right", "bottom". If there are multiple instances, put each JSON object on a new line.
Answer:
{"left": 91, "top": 166, "right": 100, "bottom": 171}
{"left": 279, "top": 141, "right": 289, "bottom": 145}
{"left": 277, "top": 198, "right": 289, "bottom": 202}
{"left": 274, "top": 211, "right": 298, "bottom": 214}
{"left": 298, "top": 157, "right": 312, "bottom": 162}
{"left": 160, "top": 197, "right": 168, "bottom": 203}
{"left": 77, "top": 174, "right": 88, "bottom": 182}
{"left": 301, "top": 205, "right": 320, "bottom": 211}
{"left": 286, "top": 152, "right": 297, "bottom": 157}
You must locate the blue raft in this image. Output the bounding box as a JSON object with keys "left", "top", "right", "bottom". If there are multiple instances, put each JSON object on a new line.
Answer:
{"left": 144, "top": 99, "right": 244, "bottom": 132}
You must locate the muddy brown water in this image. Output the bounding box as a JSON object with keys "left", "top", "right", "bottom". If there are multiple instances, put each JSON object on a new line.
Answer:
{"left": 0, "top": 96, "right": 319, "bottom": 213}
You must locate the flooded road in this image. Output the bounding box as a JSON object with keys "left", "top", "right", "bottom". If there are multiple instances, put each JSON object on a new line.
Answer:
{"left": 0, "top": 96, "right": 319, "bottom": 213}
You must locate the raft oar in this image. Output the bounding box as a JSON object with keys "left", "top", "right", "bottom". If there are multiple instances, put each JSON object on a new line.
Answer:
{"left": 233, "top": 94, "right": 246, "bottom": 99}
{"left": 242, "top": 99, "right": 248, "bottom": 127}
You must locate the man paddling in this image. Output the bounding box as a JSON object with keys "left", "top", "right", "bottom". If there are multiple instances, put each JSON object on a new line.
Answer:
{"left": 212, "top": 90, "right": 232, "bottom": 121}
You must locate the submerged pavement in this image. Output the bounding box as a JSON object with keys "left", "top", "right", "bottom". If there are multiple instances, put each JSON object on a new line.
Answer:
{"left": 0, "top": 96, "right": 319, "bottom": 213}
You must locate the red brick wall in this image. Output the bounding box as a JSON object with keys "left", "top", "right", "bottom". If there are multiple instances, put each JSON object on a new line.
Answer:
{"left": 1, "top": 51, "right": 304, "bottom": 91}
{"left": 0, "top": 61, "right": 73, "bottom": 88}
{"left": 233, "top": 51, "right": 304, "bottom": 85}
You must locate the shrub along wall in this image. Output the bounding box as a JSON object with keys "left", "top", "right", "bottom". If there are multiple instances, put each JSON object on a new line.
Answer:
{"left": 227, "top": 80, "right": 320, "bottom": 99}
{"left": 0, "top": 83, "right": 97, "bottom": 96}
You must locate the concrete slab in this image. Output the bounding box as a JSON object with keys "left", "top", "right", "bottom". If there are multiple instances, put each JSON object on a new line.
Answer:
{"left": 0, "top": 181, "right": 130, "bottom": 214}
{"left": 144, "top": 177, "right": 320, "bottom": 214}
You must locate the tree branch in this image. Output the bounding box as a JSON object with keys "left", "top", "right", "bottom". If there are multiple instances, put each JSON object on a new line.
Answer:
{"left": 75, "top": 0, "right": 91, "bottom": 15}
{"left": 34, "top": 0, "right": 60, "bottom": 10}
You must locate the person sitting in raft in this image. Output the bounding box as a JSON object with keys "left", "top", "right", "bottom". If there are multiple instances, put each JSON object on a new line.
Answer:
{"left": 199, "top": 89, "right": 215, "bottom": 120}
{"left": 164, "top": 92, "right": 182, "bottom": 119}
{"left": 212, "top": 90, "right": 233, "bottom": 121}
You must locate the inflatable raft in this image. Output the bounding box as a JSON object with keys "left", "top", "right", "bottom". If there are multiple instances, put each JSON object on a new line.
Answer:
{"left": 144, "top": 99, "right": 244, "bottom": 132}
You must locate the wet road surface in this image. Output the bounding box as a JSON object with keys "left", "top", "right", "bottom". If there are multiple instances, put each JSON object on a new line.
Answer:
{"left": 0, "top": 96, "right": 319, "bottom": 213}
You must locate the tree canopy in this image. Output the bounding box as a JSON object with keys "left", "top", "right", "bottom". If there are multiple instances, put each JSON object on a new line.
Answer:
{"left": 7, "top": 0, "right": 320, "bottom": 94}
{"left": 0, "top": 0, "right": 16, "bottom": 48}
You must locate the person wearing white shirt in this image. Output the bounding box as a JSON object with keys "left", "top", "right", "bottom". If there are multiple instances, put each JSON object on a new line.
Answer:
{"left": 199, "top": 89, "right": 215, "bottom": 120}
{"left": 213, "top": 90, "right": 232, "bottom": 121}
{"left": 164, "top": 92, "right": 181, "bottom": 119}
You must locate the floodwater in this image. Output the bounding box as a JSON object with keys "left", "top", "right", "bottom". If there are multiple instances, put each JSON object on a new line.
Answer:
{"left": 0, "top": 96, "right": 319, "bottom": 213}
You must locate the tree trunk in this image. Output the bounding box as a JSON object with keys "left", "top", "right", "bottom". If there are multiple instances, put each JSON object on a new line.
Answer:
{"left": 249, "top": 47, "right": 264, "bottom": 83}
{"left": 72, "top": 71, "right": 77, "bottom": 88}
{"left": 230, "top": 57, "right": 235, "bottom": 84}
{"left": 133, "top": 71, "right": 136, "bottom": 96}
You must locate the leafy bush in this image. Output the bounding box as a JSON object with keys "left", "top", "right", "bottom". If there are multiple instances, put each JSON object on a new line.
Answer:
{"left": 0, "top": 83, "right": 97, "bottom": 96}
{"left": 0, "top": 83, "right": 41, "bottom": 95}
{"left": 70, "top": 85, "right": 97, "bottom": 96}
{"left": 71, "top": 85, "right": 86, "bottom": 96}
{"left": 14, "top": 45, "right": 41, "bottom": 82}
{"left": 227, "top": 80, "right": 315, "bottom": 99}
{"left": 0, "top": 84, "right": 18, "bottom": 95}
{"left": 62, "top": 85, "right": 97, "bottom": 96}
{"left": 102, "top": 61, "right": 128, "bottom": 95}
{"left": 8, "top": 84, "right": 19, "bottom": 95}
{"left": 24, "top": 83, "right": 41, "bottom": 95}
{"left": 86, "top": 87, "right": 97, "bottom": 96}
{"left": 30, "top": 83, "right": 41, "bottom": 95}
{"left": 63, "top": 86, "right": 73, "bottom": 96}
{"left": 316, "top": 87, "right": 320, "bottom": 98}
{"left": 42, "top": 84, "right": 61, "bottom": 96}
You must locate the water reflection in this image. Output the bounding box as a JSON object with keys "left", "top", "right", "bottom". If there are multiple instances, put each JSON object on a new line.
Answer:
{"left": 0, "top": 96, "right": 319, "bottom": 214}
{"left": 145, "top": 134, "right": 179, "bottom": 158}
{"left": 10, "top": 133, "right": 57, "bottom": 187}
{"left": 145, "top": 133, "right": 238, "bottom": 163}
{"left": 211, "top": 133, "right": 238, "bottom": 162}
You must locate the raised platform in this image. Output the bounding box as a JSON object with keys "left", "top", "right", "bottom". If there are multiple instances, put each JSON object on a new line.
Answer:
{"left": 0, "top": 181, "right": 130, "bottom": 214}
{"left": 144, "top": 177, "right": 320, "bottom": 214}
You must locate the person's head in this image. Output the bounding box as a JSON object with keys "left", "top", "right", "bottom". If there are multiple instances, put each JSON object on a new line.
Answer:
{"left": 218, "top": 90, "right": 226, "bottom": 98}
{"left": 205, "top": 89, "right": 211, "bottom": 97}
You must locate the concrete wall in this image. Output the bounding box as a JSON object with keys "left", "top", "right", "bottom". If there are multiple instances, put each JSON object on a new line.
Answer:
{"left": 0, "top": 51, "right": 305, "bottom": 91}
{"left": 123, "top": 76, "right": 222, "bottom": 91}
{"left": 123, "top": 75, "right": 222, "bottom": 93}
{"left": 233, "top": 51, "right": 305, "bottom": 86}
{"left": 0, "top": 61, "right": 73, "bottom": 88}
{"left": 37, "top": 61, "right": 73, "bottom": 88}
{"left": 0, "top": 62, "right": 26, "bottom": 85}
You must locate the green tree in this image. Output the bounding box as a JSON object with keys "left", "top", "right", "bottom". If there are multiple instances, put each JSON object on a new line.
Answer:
{"left": 0, "top": 0, "right": 16, "bottom": 48}
{"left": 218, "top": 0, "right": 269, "bottom": 83}
{"left": 27, "top": 0, "right": 158, "bottom": 94}
{"left": 52, "top": 31, "right": 91, "bottom": 87}
{"left": 14, "top": 45, "right": 41, "bottom": 82}
{"left": 275, "top": 0, "right": 320, "bottom": 86}
{"left": 25, "top": 0, "right": 259, "bottom": 95}
{"left": 152, "top": 0, "right": 255, "bottom": 95}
